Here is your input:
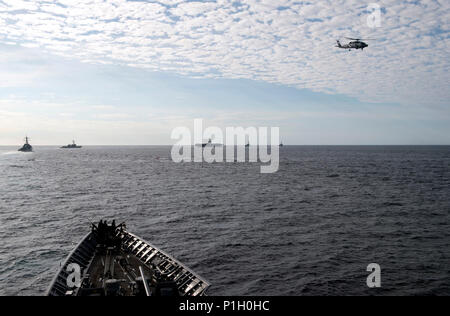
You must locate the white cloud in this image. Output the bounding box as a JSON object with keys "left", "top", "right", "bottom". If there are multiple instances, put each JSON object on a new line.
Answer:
{"left": 0, "top": 0, "right": 449, "bottom": 106}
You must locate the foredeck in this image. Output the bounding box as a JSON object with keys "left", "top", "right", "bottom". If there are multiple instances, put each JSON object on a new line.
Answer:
{"left": 119, "top": 231, "right": 210, "bottom": 296}
{"left": 47, "top": 227, "right": 210, "bottom": 296}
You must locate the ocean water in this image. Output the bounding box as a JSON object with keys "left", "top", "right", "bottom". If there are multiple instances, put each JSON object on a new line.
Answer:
{"left": 0, "top": 146, "right": 449, "bottom": 296}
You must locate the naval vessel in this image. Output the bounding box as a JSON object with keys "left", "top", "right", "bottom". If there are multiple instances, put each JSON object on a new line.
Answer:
{"left": 18, "top": 136, "right": 33, "bottom": 152}
{"left": 61, "top": 140, "right": 82, "bottom": 149}
{"left": 47, "top": 221, "right": 210, "bottom": 296}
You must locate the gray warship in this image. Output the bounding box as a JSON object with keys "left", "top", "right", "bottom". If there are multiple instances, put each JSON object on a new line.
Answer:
{"left": 47, "top": 221, "right": 210, "bottom": 296}
{"left": 18, "top": 136, "right": 33, "bottom": 152}
{"left": 61, "top": 140, "right": 82, "bottom": 149}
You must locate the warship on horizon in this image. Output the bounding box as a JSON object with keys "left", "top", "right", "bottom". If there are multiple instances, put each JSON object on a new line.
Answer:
{"left": 61, "top": 140, "right": 82, "bottom": 149}
{"left": 18, "top": 137, "right": 33, "bottom": 152}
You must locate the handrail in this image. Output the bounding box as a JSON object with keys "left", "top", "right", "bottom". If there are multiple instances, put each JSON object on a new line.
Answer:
{"left": 139, "top": 266, "right": 151, "bottom": 297}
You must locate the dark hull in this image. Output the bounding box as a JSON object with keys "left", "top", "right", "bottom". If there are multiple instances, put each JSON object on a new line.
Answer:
{"left": 18, "top": 137, "right": 33, "bottom": 152}
{"left": 47, "top": 229, "right": 210, "bottom": 296}
{"left": 18, "top": 146, "right": 33, "bottom": 152}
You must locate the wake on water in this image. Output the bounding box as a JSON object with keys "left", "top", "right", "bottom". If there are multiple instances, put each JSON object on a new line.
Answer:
{"left": 0, "top": 151, "right": 35, "bottom": 167}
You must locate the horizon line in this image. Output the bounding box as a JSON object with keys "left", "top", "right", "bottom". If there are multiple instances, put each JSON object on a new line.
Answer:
{"left": 1, "top": 144, "right": 450, "bottom": 147}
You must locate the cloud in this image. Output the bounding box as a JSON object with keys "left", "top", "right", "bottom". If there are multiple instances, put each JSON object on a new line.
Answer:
{"left": 0, "top": 0, "right": 448, "bottom": 106}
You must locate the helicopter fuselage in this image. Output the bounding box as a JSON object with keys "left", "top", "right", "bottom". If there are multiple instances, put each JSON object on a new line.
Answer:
{"left": 336, "top": 40, "right": 368, "bottom": 50}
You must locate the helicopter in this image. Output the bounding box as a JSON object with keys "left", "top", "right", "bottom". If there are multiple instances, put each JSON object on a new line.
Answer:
{"left": 336, "top": 37, "right": 374, "bottom": 51}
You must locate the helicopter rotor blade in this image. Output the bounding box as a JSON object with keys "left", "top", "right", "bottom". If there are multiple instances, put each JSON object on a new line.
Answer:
{"left": 345, "top": 37, "right": 376, "bottom": 41}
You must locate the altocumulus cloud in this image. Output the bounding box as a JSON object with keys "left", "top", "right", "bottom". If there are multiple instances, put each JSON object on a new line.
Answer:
{"left": 0, "top": 0, "right": 449, "bottom": 106}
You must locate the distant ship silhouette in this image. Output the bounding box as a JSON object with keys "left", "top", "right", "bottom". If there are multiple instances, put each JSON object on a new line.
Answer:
{"left": 61, "top": 140, "right": 82, "bottom": 149}
{"left": 18, "top": 136, "right": 33, "bottom": 152}
{"left": 195, "top": 139, "right": 223, "bottom": 148}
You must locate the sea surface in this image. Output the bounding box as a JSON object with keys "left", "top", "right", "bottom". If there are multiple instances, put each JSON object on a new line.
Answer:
{"left": 0, "top": 146, "right": 449, "bottom": 296}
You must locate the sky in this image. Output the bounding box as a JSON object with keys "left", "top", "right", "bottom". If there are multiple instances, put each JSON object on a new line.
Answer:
{"left": 0, "top": 0, "right": 449, "bottom": 145}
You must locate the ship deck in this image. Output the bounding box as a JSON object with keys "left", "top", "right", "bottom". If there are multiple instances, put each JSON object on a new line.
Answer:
{"left": 47, "top": 225, "right": 210, "bottom": 296}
